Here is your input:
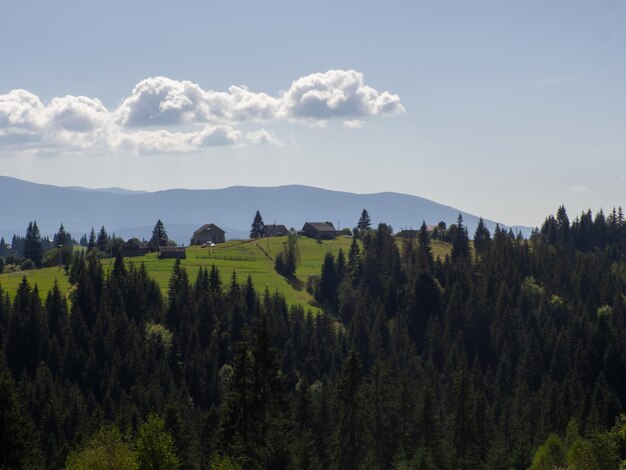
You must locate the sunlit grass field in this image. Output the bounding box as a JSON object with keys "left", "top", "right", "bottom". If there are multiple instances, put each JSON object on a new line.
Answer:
{"left": 0, "top": 236, "right": 454, "bottom": 309}
{"left": 0, "top": 266, "right": 72, "bottom": 300}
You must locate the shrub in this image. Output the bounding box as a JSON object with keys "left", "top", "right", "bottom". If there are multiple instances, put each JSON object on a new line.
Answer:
{"left": 21, "top": 259, "right": 36, "bottom": 270}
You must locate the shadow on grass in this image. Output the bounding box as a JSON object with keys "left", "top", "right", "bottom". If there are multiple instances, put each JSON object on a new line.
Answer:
{"left": 285, "top": 275, "right": 304, "bottom": 291}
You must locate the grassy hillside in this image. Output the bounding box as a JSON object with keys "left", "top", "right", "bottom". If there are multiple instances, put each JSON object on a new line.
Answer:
{"left": 118, "top": 236, "right": 354, "bottom": 309}
{"left": 0, "top": 266, "right": 72, "bottom": 300}
{"left": 0, "top": 236, "right": 454, "bottom": 308}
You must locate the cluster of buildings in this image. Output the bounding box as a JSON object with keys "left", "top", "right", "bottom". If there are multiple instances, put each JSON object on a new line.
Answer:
{"left": 119, "top": 221, "right": 339, "bottom": 260}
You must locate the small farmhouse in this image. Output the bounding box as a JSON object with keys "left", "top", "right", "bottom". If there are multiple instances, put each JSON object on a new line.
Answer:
{"left": 191, "top": 224, "right": 225, "bottom": 245}
{"left": 120, "top": 238, "right": 148, "bottom": 257}
{"left": 158, "top": 246, "right": 186, "bottom": 259}
{"left": 299, "top": 222, "right": 337, "bottom": 240}
{"left": 263, "top": 224, "right": 289, "bottom": 237}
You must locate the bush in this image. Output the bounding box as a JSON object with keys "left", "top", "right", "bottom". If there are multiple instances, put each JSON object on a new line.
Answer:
{"left": 0, "top": 257, "right": 4, "bottom": 274}
{"left": 21, "top": 259, "right": 36, "bottom": 270}
{"left": 306, "top": 274, "right": 320, "bottom": 297}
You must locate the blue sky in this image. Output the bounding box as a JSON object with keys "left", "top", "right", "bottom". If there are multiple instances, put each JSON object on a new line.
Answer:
{"left": 1, "top": 0, "right": 625, "bottom": 227}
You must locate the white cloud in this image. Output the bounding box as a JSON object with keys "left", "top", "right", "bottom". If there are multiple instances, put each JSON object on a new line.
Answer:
{"left": 280, "top": 70, "right": 404, "bottom": 121}
{"left": 115, "top": 77, "right": 281, "bottom": 127}
{"left": 119, "top": 126, "right": 243, "bottom": 154}
{"left": 47, "top": 95, "right": 110, "bottom": 132}
{"left": 245, "top": 129, "right": 282, "bottom": 146}
{"left": 570, "top": 185, "right": 588, "bottom": 192}
{"left": 343, "top": 119, "right": 363, "bottom": 129}
{"left": 0, "top": 70, "right": 403, "bottom": 155}
{"left": 0, "top": 89, "right": 45, "bottom": 130}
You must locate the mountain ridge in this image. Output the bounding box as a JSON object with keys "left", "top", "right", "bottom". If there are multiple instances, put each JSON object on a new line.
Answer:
{"left": 0, "top": 175, "right": 534, "bottom": 243}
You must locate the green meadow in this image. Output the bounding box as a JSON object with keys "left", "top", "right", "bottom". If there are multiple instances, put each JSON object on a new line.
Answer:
{"left": 0, "top": 236, "right": 454, "bottom": 309}
{"left": 0, "top": 266, "right": 72, "bottom": 300}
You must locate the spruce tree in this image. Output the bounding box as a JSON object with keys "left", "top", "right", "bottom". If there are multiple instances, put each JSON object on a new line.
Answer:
{"left": 332, "top": 351, "right": 370, "bottom": 470}
{"left": 451, "top": 214, "right": 470, "bottom": 261}
{"left": 96, "top": 226, "right": 108, "bottom": 254}
{"left": 149, "top": 219, "right": 169, "bottom": 251}
{"left": 23, "top": 221, "right": 43, "bottom": 267}
{"left": 53, "top": 223, "right": 69, "bottom": 247}
{"left": 473, "top": 217, "right": 491, "bottom": 256}
{"left": 87, "top": 228, "right": 96, "bottom": 252}
{"left": 357, "top": 209, "right": 372, "bottom": 231}
{"left": 250, "top": 210, "right": 264, "bottom": 239}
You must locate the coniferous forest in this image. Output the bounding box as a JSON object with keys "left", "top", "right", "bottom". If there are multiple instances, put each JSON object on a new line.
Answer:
{"left": 3, "top": 206, "right": 626, "bottom": 469}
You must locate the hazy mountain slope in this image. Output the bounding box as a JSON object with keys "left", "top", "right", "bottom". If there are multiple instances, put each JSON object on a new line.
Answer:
{"left": 0, "top": 176, "right": 533, "bottom": 242}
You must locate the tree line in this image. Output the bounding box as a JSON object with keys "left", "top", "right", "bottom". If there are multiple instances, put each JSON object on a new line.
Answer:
{"left": 1, "top": 206, "right": 626, "bottom": 468}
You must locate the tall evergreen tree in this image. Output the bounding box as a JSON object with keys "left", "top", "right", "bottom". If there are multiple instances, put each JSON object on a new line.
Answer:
{"left": 451, "top": 214, "right": 470, "bottom": 261}
{"left": 53, "top": 223, "right": 70, "bottom": 247}
{"left": 332, "top": 351, "right": 370, "bottom": 470}
{"left": 96, "top": 226, "right": 108, "bottom": 254}
{"left": 473, "top": 217, "right": 491, "bottom": 256}
{"left": 87, "top": 228, "right": 96, "bottom": 252}
{"left": 250, "top": 210, "right": 264, "bottom": 239}
{"left": 23, "top": 221, "right": 43, "bottom": 267}
{"left": 149, "top": 219, "right": 169, "bottom": 251}
{"left": 357, "top": 209, "right": 372, "bottom": 231}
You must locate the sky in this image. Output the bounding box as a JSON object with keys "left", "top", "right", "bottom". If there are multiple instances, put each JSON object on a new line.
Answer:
{"left": 1, "top": 0, "right": 625, "bottom": 227}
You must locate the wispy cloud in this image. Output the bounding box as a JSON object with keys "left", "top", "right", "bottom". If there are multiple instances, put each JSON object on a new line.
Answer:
{"left": 570, "top": 185, "right": 588, "bottom": 192}
{"left": 532, "top": 76, "right": 581, "bottom": 88}
{"left": 0, "top": 70, "right": 404, "bottom": 156}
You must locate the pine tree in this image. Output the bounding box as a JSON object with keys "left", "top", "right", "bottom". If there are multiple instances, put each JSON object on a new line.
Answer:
{"left": 87, "top": 228, "right": 96, "bottom": 252}
{"left": 318, "top": 253, "right": 338, "bottom": 310}
{"left": 149, "top": 219, "right": 169, "bottom": 251}
{"left": 418, "top": 220, "right": 433, "bottom": 271}
{"left": 23, "top": 221, "right": 43, "bottom": 267}
{"left": 53, "top": 223, "right": 69, "bottom": 247}
{"left": 357, "top": 209, "right": 372, "bottom": 231}
{"left": 250, "top": 210, "right": 264, "bottom": 238}
{"left": 96, "top": 226, "right": 108, "bottom": 254}
{"left": 451, "top": 214, "right": 470, "bottom": 262}
{"left": 473, "top": 217, "right": 491, "bottom": 256}
{"left": 332, "top": 351, "right": 370, "bottom": 470}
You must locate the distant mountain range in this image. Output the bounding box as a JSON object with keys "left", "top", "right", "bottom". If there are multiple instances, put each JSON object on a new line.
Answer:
{"left": 0, "top": 176, "right": 534, "bottom": 244}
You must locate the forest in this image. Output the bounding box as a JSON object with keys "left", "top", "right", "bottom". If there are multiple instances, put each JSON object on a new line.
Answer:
{"left": 2, "top": 206, "right": 626, "bottom": 469}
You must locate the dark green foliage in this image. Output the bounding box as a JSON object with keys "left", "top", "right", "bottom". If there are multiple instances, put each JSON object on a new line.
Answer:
{"left": 357, "top": 209, "right": 371, "bottom": 231}
{"left": 451, "top": 214, "right": 470, "bottom": 261}
{"left": 148, "top": 219, "right": 169, "bottom": 251}
{"left": 24, "top": 220, "right": 43, "bottom": 267}
{"left": 0, "top": 354, "right": 44, "bottom": 468}
{"left": 2, "top": 206, "right": 626, "bottom": 468}
{"left": 274, "top": 232, "right": 299, "bottom": 278}
{"left": 250, "top": 210, "right": 264, "bottom": 239}
{"left": 96, "top": 226, "right": 109, "bottom": 255}
{"left": 87, "top": 228, "right": 96, "bottom": 252}
{"left": 473, "top": 217, "right": 491, "bottom": 256}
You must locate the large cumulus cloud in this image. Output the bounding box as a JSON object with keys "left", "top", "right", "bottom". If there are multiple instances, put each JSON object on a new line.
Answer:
{"left": 280, "top": 70, "right": 404, "bottom": 121}
{"left": 0, "top": 70, "right": 403, "bottom": 155}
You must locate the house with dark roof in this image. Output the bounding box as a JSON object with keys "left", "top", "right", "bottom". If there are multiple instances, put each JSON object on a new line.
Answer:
{"left": 299, "top": 222, "right": 337, "bottom": 240}
{"left": 120, "top": 238, "right": 148, "bottom": 257}
{"left": 191, "top": 224, "right": 225, "bottom": 245}
{"left": 158, "top": 246, "right": 186, "bottom": 259}
{"left": 262, "top": 224, "right": 289, "bottom": 237}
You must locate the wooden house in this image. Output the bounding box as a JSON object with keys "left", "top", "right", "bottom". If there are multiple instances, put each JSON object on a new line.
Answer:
{"left": 299, "top": 222, "right": 337, "bottom": 240}
{"left": 262, "top": 224, "right": 289, "bottom": 237}
{"left": 120, "top": 238, "right": 148, "bottom": 257}
{"left": 191, "top": 224, "right": 225, "bottom": 245}
{"left": 158, "top": 246, "right": 186, "bottom": 259}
